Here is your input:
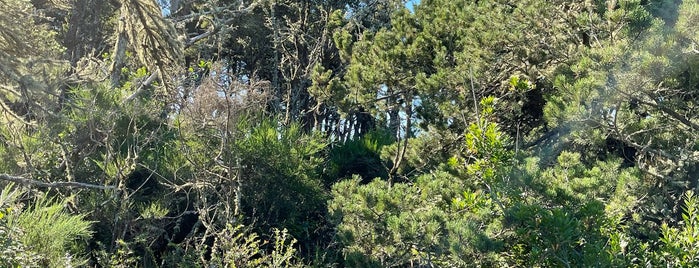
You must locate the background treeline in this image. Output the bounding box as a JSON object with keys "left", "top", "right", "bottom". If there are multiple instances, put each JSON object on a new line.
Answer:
{"left": 1, "top": 0, "right": 699, "bottom": 266}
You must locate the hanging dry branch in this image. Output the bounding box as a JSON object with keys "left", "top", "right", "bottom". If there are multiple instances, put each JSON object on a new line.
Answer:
{"left": 113, "top": 0, "right": 183, "bottom": 91}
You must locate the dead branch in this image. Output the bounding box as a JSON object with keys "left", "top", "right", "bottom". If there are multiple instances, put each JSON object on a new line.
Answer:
{"left": 0, "top": 174, "right": 116, "bottom": 190}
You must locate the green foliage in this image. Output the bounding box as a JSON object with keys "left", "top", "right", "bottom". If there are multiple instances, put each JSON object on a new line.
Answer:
{"left": 0, "top": 224, "right": 41, "bottom": 268}
{"left": 379, "top": 130, "right": 461, "bottom": 177}
{"left": 510, "top": 204, "right": 611, "bottom": 267}
{"left": 654, "top": 191, "right": 699, "bottom": 266}
{"left": 330, "top": 176, "right": 437, "bottom": 267}
{"left": 94, "top": 239, "right": 140, "bottom": 268}
{"left": 326, "top": 130, "right": 393, "bottom": 182}
{"left": 234, "top": 120, "right": 328, "bottom": 248}
{"left": 329, "top": 116, "right": 515, "bottom": 267}
{"left": 4, "top": 0, "right": 699, "bottom": 266}
{"left": 330, "top": 169, "right": 506, "bottom": 267}
{"left": 508, "top": 75, "right": 533, "bottom": 93}
{"left": 0, "top": 185, "right": 41, "bottom": 267}
{"left": 544, "top": 0, "right": 699, "bottom": 238}
{"left": 0, "top": 185, "right": 92, "bottom": 267}
{"left": 503, "top": 152, "right": 645, "bottom": 267}
{"left": 210, "top": 224, "right": 302, "bottom": 268}
{"left": 338, "top": 0, "right": 590, "bottom": 136}
{"left": 7, "top": 195, "right": 92, "bottom": 267}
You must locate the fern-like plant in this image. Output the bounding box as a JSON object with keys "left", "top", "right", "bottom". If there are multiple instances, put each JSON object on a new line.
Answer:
{"left": 4, "top": 188, "right": 92, "bottom": 267}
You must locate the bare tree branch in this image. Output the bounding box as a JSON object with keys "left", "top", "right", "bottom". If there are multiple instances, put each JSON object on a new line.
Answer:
{"left": 0, "top": 174, "right": 117, "bottom": 190}
{"left": 639, "top": 96, "right": 699, "bottom": 132}
{"left": 123, "top": 69, "right": 160, "bottom": 103}
{"left": 178, "top": 0, "right": 262, "bottom": 48}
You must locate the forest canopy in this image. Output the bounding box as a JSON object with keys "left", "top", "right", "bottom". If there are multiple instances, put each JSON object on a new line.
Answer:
{"left": 1, "top": 0, "right": 699, "bottom": 266}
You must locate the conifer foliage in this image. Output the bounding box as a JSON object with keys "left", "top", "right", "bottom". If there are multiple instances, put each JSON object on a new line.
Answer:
{"left": 1, "top": 0, "right": 699, "bottom": 266}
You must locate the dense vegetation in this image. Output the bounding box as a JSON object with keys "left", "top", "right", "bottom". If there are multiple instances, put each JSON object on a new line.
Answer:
{"left": 1, "top": 0, "right": 699, "bottom": 266}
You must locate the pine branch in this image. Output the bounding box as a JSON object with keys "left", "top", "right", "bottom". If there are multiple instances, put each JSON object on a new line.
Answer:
{"left": 0, "top": 174, "right": 116, "bottom": 190}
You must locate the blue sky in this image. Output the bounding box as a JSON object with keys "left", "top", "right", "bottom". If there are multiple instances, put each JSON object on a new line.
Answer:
{"left": 407, "top": 0, "right": 421, "bottom": 12}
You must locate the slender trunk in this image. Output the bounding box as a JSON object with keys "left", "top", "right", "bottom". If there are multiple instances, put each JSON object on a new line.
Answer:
{"left": 284, "top": 84, "right": 292, "bottom": 124}
{"left": 110, "top": 9, "right": 128, "bottom": 88}
{"left": 271, "top": 0, "right": 281, "bottom": 114}
{"left": 356, "top": 107, "right": 374, "bottom": 137}
{"left": 389, "top": 94, "right": 411, "bottom": 182}
{"left": 387, "top": 87, "right": 400, "bottom": 139}
{"left": 347, "top": 114, "right": 356, "bottom": 140}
